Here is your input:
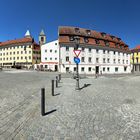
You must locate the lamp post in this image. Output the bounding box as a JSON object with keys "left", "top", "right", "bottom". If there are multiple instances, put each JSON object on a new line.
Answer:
{"left": 74, "top": 36, "right": 80, "bottom": 90}
{"left": 132, "top": 53, "right": 134, "bottom": 73}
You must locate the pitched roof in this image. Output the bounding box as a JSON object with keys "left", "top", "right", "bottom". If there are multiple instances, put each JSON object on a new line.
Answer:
{"left": 131, "top": 45, "right": 140, "bottom": 52}
{"left": 40, "top": 29, "right": 45, "bottom": 36}
{"left": 0, "top": 37, "right": 33, "bottom": 47}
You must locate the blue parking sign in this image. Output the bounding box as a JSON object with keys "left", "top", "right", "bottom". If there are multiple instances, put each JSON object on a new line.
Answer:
{"left": 74, "top": 57, "right": 80, "bottom": 64}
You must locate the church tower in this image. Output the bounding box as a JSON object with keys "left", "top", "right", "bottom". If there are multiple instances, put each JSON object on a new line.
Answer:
{"left": 39, "top": 29, "right": 46, "bottom": 45}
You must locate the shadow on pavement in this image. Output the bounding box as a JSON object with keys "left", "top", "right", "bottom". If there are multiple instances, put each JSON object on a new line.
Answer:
{"left": 79, "top": 84, "right": 91, "bottom": 90}
{"left": 43, "top": 109, "right": 57, "bottom": 116}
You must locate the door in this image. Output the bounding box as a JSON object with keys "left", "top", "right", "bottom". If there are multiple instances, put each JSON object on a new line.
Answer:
{"left": 95, "top": 66, "right": 99, "bottom": 74}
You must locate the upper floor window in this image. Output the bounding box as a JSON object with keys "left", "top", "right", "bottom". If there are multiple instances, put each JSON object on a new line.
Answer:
{"left": 75, "top": 28, "right": 80, "bottom": 33}
{"left": 88, "top": 57, "right": 92, "bottom": 63}
{"left": 88, "top": 48, "right": 92, "bottom": 52}
{"left": 50, "top": 50, "right": 52, "bottom": 53}
{"left": 66, "top": 46, "right": 69, "bottom": 51}
{"left": 96, "top": 49, "right": 99, "bottom": 53}
{"left": 96, "top": 58, "right": 99, "bottom": 63}
{"left": 95, "top": 39, "right": 100, "bottom": 44}
{"left": 86, "top": 30, "right": 91, "bottom": 35}
{"left": 69, "top": 36, "right": 74, "bottom": 41}
{"left": 66, "top": 56, "right": 69, "bottom": 62}
{"left": 105, "top": 41, "right": 109, "bottom": 46}
{"left": 103, "top": 50, "right": 106, "bottom": 54}
{"left": 81, "top": 57, "right": 85, "bottom": 62}
{"left": 103, "top": 58, "right": 105, "bottom": 63}
{"left": 84, "top": 37, "right": 89, "bottom": 43}
{"left": 82, "top": 47, "right": 85, "bottom": 52}
{"left": 45, "top": 50, "right": 47, "bottom": 52}
{"left": 101, "top": 32, "right": 106, "bottom": 37}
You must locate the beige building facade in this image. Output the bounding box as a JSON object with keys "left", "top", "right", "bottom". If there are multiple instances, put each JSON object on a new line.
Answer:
{"left": 0, "top": 30, "right": 41, "bottom": 69}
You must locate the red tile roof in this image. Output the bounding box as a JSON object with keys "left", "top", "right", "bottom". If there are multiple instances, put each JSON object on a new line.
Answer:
{"left": 58, "top": 26, "right": 129, "bottom": 52}
{"left": 131, "top": 45, "right": 140, "bottom": 52}
{"left": 0, "top": 37, "right": 33, "bottom": 47}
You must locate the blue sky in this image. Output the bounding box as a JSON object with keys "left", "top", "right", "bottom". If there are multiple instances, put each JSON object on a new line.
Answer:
{"left": 0, "top": 0, "right": 140, "bottom": 48}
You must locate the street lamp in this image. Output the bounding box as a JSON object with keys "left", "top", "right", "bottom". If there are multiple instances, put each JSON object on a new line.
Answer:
{"left": 74, "top": 36, "right": 80, "bottom": 90}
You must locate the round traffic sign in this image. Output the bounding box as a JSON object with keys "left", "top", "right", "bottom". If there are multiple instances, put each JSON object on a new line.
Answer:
{"left": 74, "top": 57, "right": 80, "bottom": 64}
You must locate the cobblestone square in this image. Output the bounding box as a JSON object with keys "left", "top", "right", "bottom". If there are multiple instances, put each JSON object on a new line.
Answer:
{"left": 0, "top": 70, "right": 140, "bottom": 140}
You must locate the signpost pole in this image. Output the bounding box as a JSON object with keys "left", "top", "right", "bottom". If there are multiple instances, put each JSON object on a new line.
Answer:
{"left": 75, "top": 63, "right": 80, "bottom": 90}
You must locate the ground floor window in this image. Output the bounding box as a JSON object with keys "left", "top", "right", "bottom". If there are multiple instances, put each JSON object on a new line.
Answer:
{"left": 73, "top": 67, "right": 76, "bottom": 72}
{"left": 88, "top": 67, "right": 91, "bottom": 72}
{"left": 115, "top": 67, "right": 118, "bottom": 72}
{"left": 81, "top": 67, "right": 85, "bottom": 72}
{"left": 103, "top": 67, "right": 105, "bottom": 72}
{"left": 45, "top": 65, "right": 48, "bottom": 68}
{"left": 107, "top": 67, "right": 110, "bottom": 72}
{"left": 124, "top": 66, "right": 127, "bottom": 72}
{"left": 66, "top": 67, "right": 69, "bottom": 72}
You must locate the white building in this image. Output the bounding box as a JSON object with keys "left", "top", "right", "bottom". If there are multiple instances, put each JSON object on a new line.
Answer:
{"left": 41, "top": 40, "right": 59, "bottom": 71}
{"left": 58, "top": 26, "right": 131, "bottom": 74}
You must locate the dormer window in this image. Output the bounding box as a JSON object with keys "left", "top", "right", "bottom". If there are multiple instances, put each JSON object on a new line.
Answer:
{"left": 117, "top": 38, "right": 121, "bottom": 41}
{"left": 115, "top": 43, "right": 119, "bottom": 48}
{"left": 75, "top": 28, "right": 80, "bottom": 33}
{"left": 101, "top": 32, "right": 106, "bottom": 37}
{"left": 86, "top": 30, "right": 91, "bottom": 35}
{"left": 95, "top": 39, "right": 100, "bottom": 44}
{"left": 69, "top": 36, "right": 74, "bottom": 41}
{"left": 111, "top": 36, "right": 115, "bottom": 40}
{"left": 105, "top": 41, "right": 109, "bottom": 46}
{"left": 84, "top": 37, "right": 89, "bottom": 43}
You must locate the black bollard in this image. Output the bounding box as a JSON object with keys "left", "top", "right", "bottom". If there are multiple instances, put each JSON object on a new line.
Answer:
{"left": 52, "top": 80, "right": 54, "bottom": 96}
{"left": 56, "top": 76, "right": 58, "bottom": 88}
{"left": 41, "top": 88, "right": 45, "bottom": 116}
{"left": 58, "top": 74, "right": 61, "bottom": 82}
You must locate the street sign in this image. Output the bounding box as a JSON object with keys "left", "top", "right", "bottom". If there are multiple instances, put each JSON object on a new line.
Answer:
{"left": 74, "top": 57, "right": 80, "bottom": 64}
{"left": 73, "top": 50, "right": 81, "bottom": 57}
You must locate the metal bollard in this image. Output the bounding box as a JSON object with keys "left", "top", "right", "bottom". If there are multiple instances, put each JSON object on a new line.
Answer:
{"left": 56, "top": 76, "right": 58, "bottom": 88}
{"left": 52, "top": 80, "right": 54, "bottom": 96}
{"left": 41, "top": 88, "right": 45, "bottom": 116}
{"left": 58, "top": 74, "right": 61, "bottom": 82}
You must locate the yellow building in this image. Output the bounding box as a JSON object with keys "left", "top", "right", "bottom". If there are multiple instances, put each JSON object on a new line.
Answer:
{"left": 131, "top": 45, "right": 140, "bottom": 72}
{"left": 0, "top": 30, "right": 41, "bottom": 69}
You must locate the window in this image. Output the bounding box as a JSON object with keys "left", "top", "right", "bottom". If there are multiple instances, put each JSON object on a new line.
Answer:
{"left": 115, "top": 67, "right": 118, "bottom": 72}
{"left": 50, "top": 57, "right": 52, "bottom": 60}
{"left": 96, "top": 49, "right": 99, "bottom": 53}
{"left": 17, "top": 51, "right": 19, "bottom": 54}
{"left": 55, "top": 50, "right": 57, "bottom": 53}
{"left": 45, "top": 65, "right": 48, "bottom": 68}
{"left": 107, "top": 58, "right": 110, "bottom": 63}
{"left": 95, "top": 39, "right": 100, "bottom": 44}
{"left": 107, "top": 67, "right": 110, "bottom": 72}
{"left": 88, "top": 67, "right": 92, "bottom": 72}
{"left": 126, "top": 60, "right": 128, "bottom": 64}
{"left": 66, "top": 56, "right": 69, "bottom": 62}
{"left": 81, "top": 67, "right": 85, "bottom": 72}
{"left": 3, "top": 53, "right": 5, "bottom": 56}
{"left": 82, "top": 47, "right": 85, "bottom": 52}
{"left": 45, "top": 57, "right": 47, "bottom": 60}
{"left": 17, "top": 57, "right": 19, "bottom": 60}
{"left": 45, "top": 50, "right": 47, "bottom": 52}
{"left": 13, "top": 52, "right": 15, "bottom": 55}
{"left": 114, "top": 51, "right": 116, "bottom": 55}
{"left": 69, "top": 36, "right": 74, "bottom": 41}
{"left": 103, "top": 50, "right": 106, "bottom": 54}
{"left": 101, "top": 32, "right": 106, "bottom": 37}
{"left": 74, "top": 67, "right": 76, "bottom": 71}
{"left": 84, "top": 37, "right": 89, "bottom": 43}
{"left": 118, "top": 59, "right": 120, "bottom": 63}
{"left": 103, "top": 67, "right": 105, "bottom": 72}
{"left": 21, "top": 57, "right": 23, "bottom": 59}
{"left": 114, "top": 59, "right": 116, "bottom": 64}
{"left": 29, "top": 56, "right": 31, "bottom": 59}
{"left": 75, "top": 28, "right": 80, "bottom": 33}
{"left": 88, "top": 48, "right": 92, "bottom": 52}
{"left": 123, "top": 60, "right": 125, "bottom": 64}
{"left": 103, "top": 58, "right": 105, "bottom": 63}
{"left": 86, "top": 30, "right": 91, "bottom": 35}
{"left": 25, "top": 56, "right": 27, "bottom": 59}
{"left": 96, "top": 58, "right": 99, "bottom": 63}
{"left": 50, "top": 50, "right": 52, "bottom": 52}
{"left": 88, "top": 57, "right": 92, "bottom": 63}
{"left": 124, "top": 67, "right": 127, "bottom": 72}
{"left": 55, "top": 58, "right": 57, "bottom": 60}
{"left": 10, "top": 57, "right": 12, "bottom": 60}
{"left": 29, "top": 51, "right": 31, "bottom": 54}
{"left": 7, "top": 58, "right": 8, "bottom": 60}
{"left": 13, "top": 57, "right": 15, "bottom": 60}
{"left": 10, "top": 52, "right": 12, "bottom": 55}
{"left": 105, "top": 41, "right": 109, "bottom": 46}
{"left": 66, "top": 46, "right": 69, "bottom": 51}
{"left": 81, "top": 57, "right": 85, "bottom": 62}
{"left": 7, "top": 52, "right": 8, "bottom": 55}
{"left": 55, "top": 43, "right": 57, "bottom": 45}
{"left": 21, "top": 51, "right": 23, "bottom": 54}
{"left": 66, "top": 67, "right": 69, "bottom": 72}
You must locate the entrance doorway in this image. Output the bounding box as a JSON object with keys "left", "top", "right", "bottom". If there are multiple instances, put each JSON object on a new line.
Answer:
{"left": 55, "top": 65, "right": 58, "bottom": 71}
{"left": 95, "top": 66, "right": 99, "bottom": 74}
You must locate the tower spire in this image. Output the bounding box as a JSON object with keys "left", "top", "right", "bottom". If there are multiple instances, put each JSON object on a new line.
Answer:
{"left": 39, "top": 29, "right": 46, "bottom": 45}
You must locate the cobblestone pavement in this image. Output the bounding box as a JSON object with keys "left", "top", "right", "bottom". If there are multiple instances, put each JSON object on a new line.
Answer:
{"left": 0, "top": 70, "right": 140, "bottom": 140}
